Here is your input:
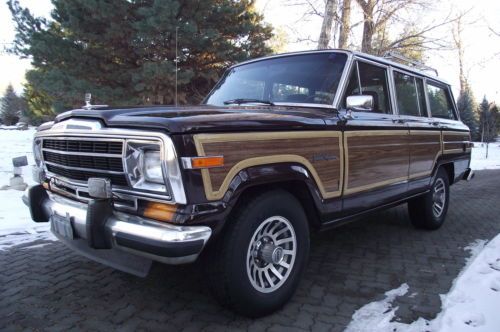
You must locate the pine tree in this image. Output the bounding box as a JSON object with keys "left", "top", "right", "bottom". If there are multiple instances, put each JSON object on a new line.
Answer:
{"left": 0, "top": 84, "right": 23, "bottom": 125}
{"left": 478, "top": 96, "right": 497, "bottom": 143}
{"left": 492, "top": 104, "right": 500, "bottom": 135}
{"left": 456, "top": 87, "right": 479, "bottom": 140}
{"left": 8, "top": 0, "right": 274, "bottom": 113}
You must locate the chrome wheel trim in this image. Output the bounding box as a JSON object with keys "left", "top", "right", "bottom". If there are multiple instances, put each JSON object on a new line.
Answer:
{"left": 432, "top": 178, "right": 446, "bottom": 218}
{"left": 246, "top": 216, "right": 297, "bottom": 293}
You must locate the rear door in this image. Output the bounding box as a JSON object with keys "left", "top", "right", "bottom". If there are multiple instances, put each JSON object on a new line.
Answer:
{"left": 425, "top": 80, "right": 471, "bottom": 181}
{"left": 339, "top": 59, "right": 410, "bottom": 215}
{"left": 392, "top": 69, "right": 442, "bottom": 193}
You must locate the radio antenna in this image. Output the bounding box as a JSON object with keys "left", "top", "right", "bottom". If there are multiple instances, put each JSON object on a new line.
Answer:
{"left": 175, "top": 26, "right": 179, "bottom": 106}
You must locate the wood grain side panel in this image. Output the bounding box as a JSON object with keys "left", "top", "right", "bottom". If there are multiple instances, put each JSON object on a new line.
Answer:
{"left": 194, "top": 132, "right": 343, "bottom": 201}
{"left": 344, "top": 131, "right": 409, "bottom": 194}
{"left": 409, "top": 131, "right": 442, "bottom": 177}
{"left": 443, "top": 131, "right": 471, "bottom": 154}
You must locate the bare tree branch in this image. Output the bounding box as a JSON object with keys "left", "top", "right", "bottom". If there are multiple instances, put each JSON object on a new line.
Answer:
{"left": 489, "top": 26, "right": 500, "bottom": 37}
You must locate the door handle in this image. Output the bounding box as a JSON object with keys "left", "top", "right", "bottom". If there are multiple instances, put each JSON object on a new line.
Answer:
{"left": 392, "top": 119, "right": 405, "bottom": 124}
{"left": 431, "top": 121, "right": 440, "bottom": 126}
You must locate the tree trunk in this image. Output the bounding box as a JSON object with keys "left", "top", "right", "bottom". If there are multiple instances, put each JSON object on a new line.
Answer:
{"left": 338, "top": 0, "right": 352, "bottom": 49}
{"left": 357, "top": 0, "right": 375, "bottom": 54}
{"left": 318, "top": 0, "right": 337, "bottom": 49}
{"left": 454, "top": 16, "right": 468, "bottom": 94}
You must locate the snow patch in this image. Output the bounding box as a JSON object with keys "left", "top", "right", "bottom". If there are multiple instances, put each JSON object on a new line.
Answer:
{"left": 470, "top": 142, "right": 500, "bottom": 170}
{"left": 346, "top": 235, "right": 500, "bottom": 332}
{"left": 0, "top": 228, "right": 55, "bottom": 251}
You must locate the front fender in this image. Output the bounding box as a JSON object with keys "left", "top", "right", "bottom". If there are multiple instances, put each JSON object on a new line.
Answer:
{"left": 222, "top": 162, "right": 323, "bottom": 205}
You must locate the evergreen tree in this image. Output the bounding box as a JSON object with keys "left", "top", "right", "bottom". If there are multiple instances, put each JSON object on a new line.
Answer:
{"left": 8, "top": 0, "right": 273, "bottom": 113}
{"left": 23, "top": 83, "right": 55, "bottom": 125}
{"left": 478, "top": 96, "right": 498, "bottom": 143}
{"left": 456, "top": 87, "right": 479, "bottom": 140}
{"left": 492, "top": 104, "right": 500, "bottom": 135}
{"left": 0, "top": 84, "right": 23, "bottom": 125}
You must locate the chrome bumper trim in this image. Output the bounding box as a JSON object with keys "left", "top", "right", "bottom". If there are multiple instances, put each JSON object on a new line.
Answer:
{"left": 24, "top": 189, "right": 212, "bottom": 266}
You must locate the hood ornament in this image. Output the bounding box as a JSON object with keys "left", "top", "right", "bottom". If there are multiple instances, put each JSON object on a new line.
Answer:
{"left": 82, "top": 92, "right": 108, "bottom": 110}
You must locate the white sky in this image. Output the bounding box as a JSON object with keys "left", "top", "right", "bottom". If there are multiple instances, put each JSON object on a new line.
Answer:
{"left": 1, "top": 0, "right": 499, "bottom": 103}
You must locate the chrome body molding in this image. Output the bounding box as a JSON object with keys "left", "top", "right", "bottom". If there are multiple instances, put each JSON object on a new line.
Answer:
{"left": 35, "top": 118, "right": 187, "bottom": 204}
{"left": 24, "top": 189, "right": 211, "bottom": 266}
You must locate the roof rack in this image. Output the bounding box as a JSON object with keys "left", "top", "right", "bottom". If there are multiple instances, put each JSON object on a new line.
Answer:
{"left": 383, "top": 52, "right": 439, "bottom": 76}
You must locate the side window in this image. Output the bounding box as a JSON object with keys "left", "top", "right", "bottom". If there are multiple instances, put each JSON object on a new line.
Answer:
{"left": 342, "top": 65, "right": 361, "bottom": 103}
{"left": 343, "top": 61, "right": 391, "bottom": 114}
{"left": 426, "top": 83, "right": 456, "bottom": 120}
{"left": 394, "top": 71, "right": 420, "bottom": 117}
{"left": 358, "top": 62, "right": 391, "bottom": 113}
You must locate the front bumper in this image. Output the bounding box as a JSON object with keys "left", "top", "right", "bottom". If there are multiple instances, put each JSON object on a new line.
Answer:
{"left": 23, "top": 185, "right": 212, "bottom": 277}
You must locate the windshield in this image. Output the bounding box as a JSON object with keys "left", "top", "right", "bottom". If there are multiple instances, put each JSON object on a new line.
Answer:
{"left": 204, "top": 52, "right": 348, "bottom": 107}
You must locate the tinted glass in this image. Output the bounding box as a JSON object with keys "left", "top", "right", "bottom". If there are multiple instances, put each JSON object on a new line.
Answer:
{"left": 394, "top": 71, "right": 420, "bottom": 116}
{"left": 205, "top": 53, "right": 348, "bottom": 106}
{"left": 426, "top": 83, "right": 456, "bottom": 119}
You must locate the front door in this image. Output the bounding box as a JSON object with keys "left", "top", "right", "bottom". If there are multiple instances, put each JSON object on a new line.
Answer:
{"left": 339, "top": 59, "right": 410, "bottom": 215}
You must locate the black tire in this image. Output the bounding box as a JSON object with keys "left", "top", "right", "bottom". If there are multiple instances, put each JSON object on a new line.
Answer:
{"left": 408, "top": 168, "right": 450, "bottom": 230}
{"left": 205, "top": 189, "right": 310, "bottom": 317}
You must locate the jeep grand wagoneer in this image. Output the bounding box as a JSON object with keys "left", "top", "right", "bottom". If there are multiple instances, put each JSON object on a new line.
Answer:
{"left": 24, "top": 50, "right": 473, "bottom": 317}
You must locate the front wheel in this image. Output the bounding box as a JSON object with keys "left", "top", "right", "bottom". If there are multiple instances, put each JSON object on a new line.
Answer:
{"left": 205, "top": 190, "right": 310, "bottom": 317}
{"left": 408, "top": 168, "right": 450, "bottom": 230}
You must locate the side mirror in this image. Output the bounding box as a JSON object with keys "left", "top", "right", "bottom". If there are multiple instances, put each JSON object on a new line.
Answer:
{"left": 346, "top": 95, "right": 374, "bottom": 112}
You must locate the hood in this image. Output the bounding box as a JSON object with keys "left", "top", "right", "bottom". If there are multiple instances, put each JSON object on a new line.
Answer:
{"left": 54, "top": 105, "right": 335, "bottom": 133}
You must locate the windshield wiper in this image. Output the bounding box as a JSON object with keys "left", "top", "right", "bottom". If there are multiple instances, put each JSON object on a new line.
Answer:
{"left": 223, "top": 98, "right": 275, "bottom": 106}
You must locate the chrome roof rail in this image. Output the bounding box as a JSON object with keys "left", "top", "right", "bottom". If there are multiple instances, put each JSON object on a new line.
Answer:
{"left": 383, "top": 52, "right": 439, "bottom": 76}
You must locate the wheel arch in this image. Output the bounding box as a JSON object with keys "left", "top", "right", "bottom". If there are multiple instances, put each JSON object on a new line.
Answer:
{"left": 432, "top": 158, "right": 455, "bottom": 186}
{"left": 222, "top": 163, "right": 325, "bottom": 231}
{"left": 441, "top": 162, "right": 455, "bottom": 185}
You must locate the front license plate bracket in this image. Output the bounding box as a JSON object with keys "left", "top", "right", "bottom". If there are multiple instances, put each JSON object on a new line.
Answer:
{"left": 51, "top": 213, "right": 74, "bottom": 239}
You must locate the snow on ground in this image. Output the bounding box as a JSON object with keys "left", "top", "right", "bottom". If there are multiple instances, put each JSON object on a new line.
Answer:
{"left": 471, "top": 142, "right": 500, "bottom": 171}
{"left": 345, "top": 236, "right": 500, "bottom": 332}
{"left": 0, "top": 128, "right": 52, "bottom": 245}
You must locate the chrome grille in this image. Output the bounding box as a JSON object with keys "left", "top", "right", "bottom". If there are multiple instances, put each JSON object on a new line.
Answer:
{"left": 42, "top": 137, "right": 128, "bottom": 187}
{"left": 43, "top": 139, "right": 123, "bottom": 154}
{"left": 43, "top": 151, "right": 123, "bottom": 172}
{"left": 45, "top": 164, "right": 129, "bottom": 186}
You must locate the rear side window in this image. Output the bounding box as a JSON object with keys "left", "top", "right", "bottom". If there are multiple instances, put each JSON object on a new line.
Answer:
{"left": 393, "top": 72, "right": 428, "bottom": 117}
{"left": 394, "top": 72, "right": 420, "bottom": 116}
{"left": 426, "top": 83, "right": 456, "bottom": 120}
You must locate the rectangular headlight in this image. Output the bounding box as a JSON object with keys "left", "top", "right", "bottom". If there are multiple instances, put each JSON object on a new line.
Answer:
{"left": 124, "top": 140, "right": 167, "bottom": 193}
{"left": 143, "top": 150, "right": 163, "bottom": 183}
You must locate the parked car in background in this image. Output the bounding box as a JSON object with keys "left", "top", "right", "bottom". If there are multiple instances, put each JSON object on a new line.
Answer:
{"left": 1, "top": 122, "right": 28, "bottom": 130}
{"left": 24, "top": 50, "right": 473, "bottom": 317}
{"left": 16, "top": 122, "right": 28, "bottom": 130}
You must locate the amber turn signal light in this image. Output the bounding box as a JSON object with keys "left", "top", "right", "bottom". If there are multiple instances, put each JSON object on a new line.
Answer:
{"left": 183, "top": 156, "right": 224, "bottom": 169}
{"left": 142, "top": 202, "right": 177, "bottom": 222}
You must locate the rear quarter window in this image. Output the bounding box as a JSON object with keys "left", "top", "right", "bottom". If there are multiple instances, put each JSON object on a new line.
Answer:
{"left": 426, "top": 82, "right": 456, "bottom": 120}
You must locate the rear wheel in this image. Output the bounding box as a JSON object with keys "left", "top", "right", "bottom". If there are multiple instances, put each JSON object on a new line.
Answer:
{"left": 408, "top": 168, "right": 450, "bottom": 230}
{"left": 205, "top": 190, "right": 310, "bottom": 317}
